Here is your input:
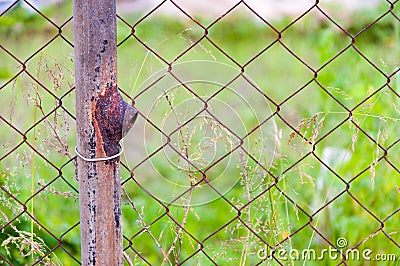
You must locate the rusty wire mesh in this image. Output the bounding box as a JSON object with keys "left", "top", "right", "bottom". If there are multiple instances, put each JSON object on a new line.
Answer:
{"left": 0, "top": 0, "right": 399, "bottom": 265}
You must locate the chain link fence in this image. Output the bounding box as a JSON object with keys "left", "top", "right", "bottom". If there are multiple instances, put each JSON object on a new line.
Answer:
{"left": 0, "top": 0, "right": 399, "bottom": 265}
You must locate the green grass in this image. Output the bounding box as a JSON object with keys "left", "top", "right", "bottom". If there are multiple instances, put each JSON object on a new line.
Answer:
{"left": 0, "top": 2, "right": 399, "bottom": 265}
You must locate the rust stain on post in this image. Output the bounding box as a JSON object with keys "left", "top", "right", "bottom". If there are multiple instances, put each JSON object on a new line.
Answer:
{"left": 73, "top": 0, "right": 137, "bottom": 265}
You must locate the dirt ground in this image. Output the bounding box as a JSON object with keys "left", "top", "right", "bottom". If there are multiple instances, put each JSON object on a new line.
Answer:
{"left": 116, "top": 0, "right": 382, "bottom": 21}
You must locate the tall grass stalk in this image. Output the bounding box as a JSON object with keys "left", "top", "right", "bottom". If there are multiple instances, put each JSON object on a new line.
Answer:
{"left": 30, "top": 52, "right": 43, "bottom": 264}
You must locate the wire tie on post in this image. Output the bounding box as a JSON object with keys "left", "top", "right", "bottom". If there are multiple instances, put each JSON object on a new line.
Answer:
{"left": 75, "top": 143, "right": 124, "bottom": 162}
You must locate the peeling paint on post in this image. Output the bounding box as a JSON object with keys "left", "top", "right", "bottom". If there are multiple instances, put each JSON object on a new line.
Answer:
{"left": 73, "top": 1, "right": 137, "bottom": 265}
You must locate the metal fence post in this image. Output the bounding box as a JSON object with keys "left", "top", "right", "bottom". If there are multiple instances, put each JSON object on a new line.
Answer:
{"left": 73, "top": 0, "right": 137, "bottom": 264}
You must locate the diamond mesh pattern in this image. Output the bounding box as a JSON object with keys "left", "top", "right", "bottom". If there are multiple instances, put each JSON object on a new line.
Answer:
{"left": 0, "top": 0, "right": 399, "bottom": 265}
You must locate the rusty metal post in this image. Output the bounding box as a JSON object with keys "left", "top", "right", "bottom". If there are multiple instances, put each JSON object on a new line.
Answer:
{"left": 73, "top": 0, "right": 137, "bottom": 265}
